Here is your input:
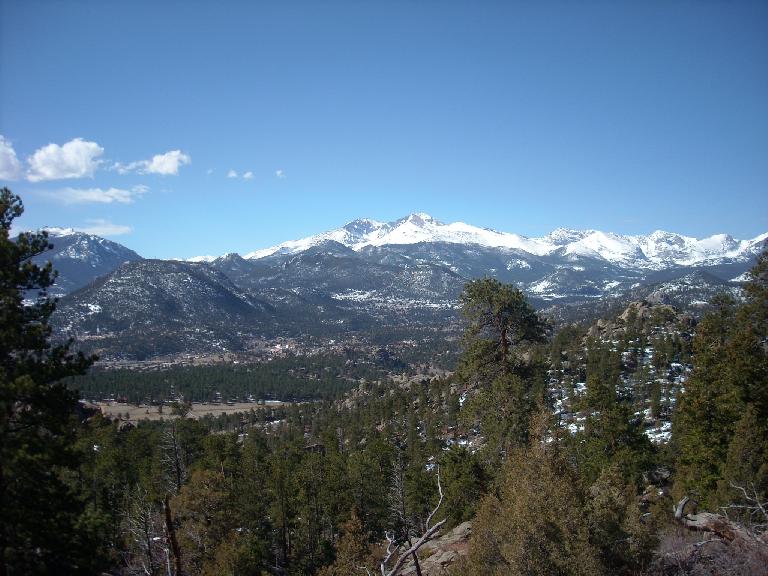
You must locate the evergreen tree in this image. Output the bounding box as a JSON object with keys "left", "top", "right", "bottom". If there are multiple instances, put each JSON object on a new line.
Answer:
{"left": 460, "top": 414, "right": 656, "bottom": 576}
{"left": 319, "top": 511, "right": 372, "bottom": 576}
{"left": 458, "top": 278, "right": 548, "bottom": 458}
{"left": 673, "top": 250, "right": 768, "bottom": 508}
{"left": 438, "top": 446, "right": 486, "bottom": 527}
{"left": 0, "top": 188, "right": 99, "bottom": 574}
{"left": 460, "top": 436, "right": 602, "bottom": 575}
{"left": 673, "top": 295, "right": 746, "bottom": 508}
{"left": 574, "top": 343, "right": 653, "bottom": 483}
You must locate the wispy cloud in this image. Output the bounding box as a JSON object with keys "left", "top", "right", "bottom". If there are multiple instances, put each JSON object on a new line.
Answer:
{"left": 227, "top": 169, "right": 257, "bottom": 180}
{"left": 26, "top": 138, "right": 104, "bottom": 182}
{"left": 114, "top": 150, "right": 191, "bottom": 176}
{"left": 49, "top": 184, "right": 148, "bottom": 205}
{"left": 76, "top": 218, "right": 132, "bottom": 236}
{"left": 275, "top": 169, "right": 286, "bottom": 179}
{"left": 0, "top": 135, "right": 22, "bottom": 180}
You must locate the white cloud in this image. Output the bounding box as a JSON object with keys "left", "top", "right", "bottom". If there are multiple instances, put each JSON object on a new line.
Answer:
{"left": 144, "top": 150, "right": 190, "bottom": 175}
{"left": 227, "top": 169, "right": 257, "bottom": 180}
{"left": 76, "top": 219, "right": 132, "bottom": 236}
{"left": 0, "top": 135, "right": 22, "bottom": 180}
{"left": 27, "top": 138, "right": 104, "bottom": 182}
{"left": 275, "top": 169, "right": 286, "bottom": 179}
{"left": 114, "top": 149, "right": 191, "bottom": 176}
{"left": 206, "top": 168, "right": 214, "bottom": 175}
{"left": 53, "top": 185, "right": 148, "bottom": 204}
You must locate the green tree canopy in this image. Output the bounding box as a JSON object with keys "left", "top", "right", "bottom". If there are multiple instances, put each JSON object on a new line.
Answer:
{"left": 458, "top": 277, "right": 547, "bottom": 382}
{"left": 458, "top": 278, "right": 548, "bottom": 457}
{"left": 0, "top": 188, "right": 98, "bottom": 574}
{"left": 673, "top": 249, "right": 768, "bottom": 509}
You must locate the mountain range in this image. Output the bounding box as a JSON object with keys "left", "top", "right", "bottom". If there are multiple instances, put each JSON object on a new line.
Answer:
{"left": 236, "top": 213, "right": 766, "bottom": 271}
{"left": 36, "top": 215, "right": 766, "bottom": 359}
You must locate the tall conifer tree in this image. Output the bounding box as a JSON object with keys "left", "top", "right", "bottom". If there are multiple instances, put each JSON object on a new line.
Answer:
{"left": 0, "top": 188, "right": 98, "bottom": 574}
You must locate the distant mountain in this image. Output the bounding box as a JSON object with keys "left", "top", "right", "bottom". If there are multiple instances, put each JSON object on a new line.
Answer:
{"left": 542, "top": 269, "right": 744, "bottom": 327}
{"left": 29, "top": 228, "right": 141, "bottom": 296}
{"left": 46, "top": 214, "right": 766, "bottom": 359}
{"left": 240, "top": 213, "right": 767, "bottom": 270}
{"left": 55, "top": 259, "right": 278, "bottom": 358}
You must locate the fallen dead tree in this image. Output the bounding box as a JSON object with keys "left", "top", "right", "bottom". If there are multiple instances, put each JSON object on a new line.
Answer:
{"left": 673, "top": 496, "right": 752, "bottom": 543}
{"left": 653, "top": 493, "right": 768, "bottom": 576}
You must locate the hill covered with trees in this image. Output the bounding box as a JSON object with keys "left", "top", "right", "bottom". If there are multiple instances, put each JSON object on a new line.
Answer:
{"left": 2, "top": 188, "right": 766, "bottom": 575}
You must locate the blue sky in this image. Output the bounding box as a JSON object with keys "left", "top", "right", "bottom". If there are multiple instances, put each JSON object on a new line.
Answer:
{"left": 1, "top": 0, "right": 766, "bottom": 259}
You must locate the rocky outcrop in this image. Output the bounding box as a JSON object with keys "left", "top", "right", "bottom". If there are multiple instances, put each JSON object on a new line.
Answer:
{"left": 399, "top": 521, "right": 472, "bottom": 576}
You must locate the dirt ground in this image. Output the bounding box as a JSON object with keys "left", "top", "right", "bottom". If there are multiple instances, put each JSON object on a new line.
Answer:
{"left": 97, "top": 401, "right": 286, "bottom": 423}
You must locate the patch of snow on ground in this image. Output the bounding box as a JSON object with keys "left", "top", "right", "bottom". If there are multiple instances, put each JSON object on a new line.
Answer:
{"left": 331, "top": 289, "right": 375, "bottom": 302}
{"left": 645, "top": 421, "right": 672, "bottom": 444}
{"left": 529, "top": 279, "right": 553, "bottom": 294}
{"left": 505, "top": 258, "right": 532, "bottom": 270}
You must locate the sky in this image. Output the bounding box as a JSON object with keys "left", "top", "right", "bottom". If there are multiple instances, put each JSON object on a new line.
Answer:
{"left": 1, "top": 0, "right": 766, "bottom": 259}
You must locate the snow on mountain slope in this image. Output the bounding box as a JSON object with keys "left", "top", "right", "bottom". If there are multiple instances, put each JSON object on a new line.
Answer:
{"left": 244, "top": 213, "right": 557, "bottom": 260}
{"left": 241, "top": 213, "right": 766, "bottom": 269}
{"left": 563, "top": 231, "right": 645, "bottom": 265}
{"left": 185, "top": 255, "right": 217, "bottom": 263}
{"left": 28, "top": 227, "right": 143, "bottom": 296}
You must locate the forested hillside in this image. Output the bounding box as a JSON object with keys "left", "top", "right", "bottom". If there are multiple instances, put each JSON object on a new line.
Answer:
{"left": 2, "top": 188, "right": 767, "bottom": 575}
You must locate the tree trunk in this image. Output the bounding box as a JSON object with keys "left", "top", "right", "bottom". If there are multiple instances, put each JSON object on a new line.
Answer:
{"left": 406, "top": 537, "right": 423, "bottom": 576}
{"left": 164, "top": 495, "right": 183, "bottom": 576}
{"left": 674, "top": 496, "right": 751, "bottom": 543}
{"left": 500, "top": 326, "right": 509, "bottom": 377}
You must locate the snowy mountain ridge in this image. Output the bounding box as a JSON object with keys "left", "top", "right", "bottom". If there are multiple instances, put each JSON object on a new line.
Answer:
{"left": 240, "top": 213, "right": 767, "bottom": 270}
{"left": 23, "top": 228, "right": 143, "bottom": 296}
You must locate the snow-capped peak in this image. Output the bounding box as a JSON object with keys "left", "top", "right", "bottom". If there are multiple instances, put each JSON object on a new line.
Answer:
{"left": 404, "top": 212, "right": 438, "bottom": 226}
{"left": 240, "top": 214, "right": 766, "bottom": 269}
{"left": 564, "top": 231, "right": 645, "bottom": 264}
{"left": 185, "top": 255, "right": 217, "bottom": 263}
{"left": 244, "top": 213, "right": 561, "bottom": 259}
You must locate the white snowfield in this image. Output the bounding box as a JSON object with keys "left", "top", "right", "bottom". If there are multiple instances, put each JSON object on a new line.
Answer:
{"left": 205, "top": 213, "right": 764, "bottom": 269}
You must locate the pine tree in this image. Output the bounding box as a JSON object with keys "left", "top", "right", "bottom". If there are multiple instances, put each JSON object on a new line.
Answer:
{"left": 0, "top": 188, "right": 98, "bottom": 574}
{"left": 459, "top": 414, "right": 656, "bottom": 576}
{"left": 673, "top": 250, "right": 768, "bottom": 508}
{"left": 458, "top": 278, "right": 548, "bottom": 458}
{"left": 319, "top": 511, "right": 372, "bottom": 576}
{"left": 578, "top": 355, "right": 655, "bottom": 486}
{"left": 461, "top": 437, "right": 602, "bottom": 575}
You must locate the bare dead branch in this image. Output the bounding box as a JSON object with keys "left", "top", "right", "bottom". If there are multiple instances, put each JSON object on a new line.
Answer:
{"left": 673, "top": 495, "right": 693, "bottom": 521}
{"left": 379, "top": 531, "right": 397, "bottom": 576}
{"left": 384, "top": 519, "right": 447, "bottom": 576}
{"left": 722, "top": 481, "right": 768, "bottom": 532}
{"left": 379, "top": 467, "right": 446, "bottom": 576}
{"left": 425, "top": 466, "right": 443, "bottom": 529}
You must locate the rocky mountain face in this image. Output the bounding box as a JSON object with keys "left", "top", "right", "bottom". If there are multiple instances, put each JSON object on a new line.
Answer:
{"left": 30, "top": 228, "right": 142, "bottom": 296}
{"left": 55, "top": 260, "right": 279, "bottom": 359}
{"left": 43, "top": 214, "right": 766, "bottom": 359}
